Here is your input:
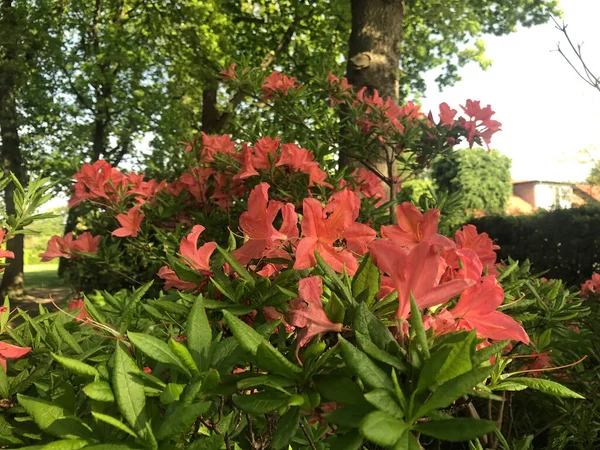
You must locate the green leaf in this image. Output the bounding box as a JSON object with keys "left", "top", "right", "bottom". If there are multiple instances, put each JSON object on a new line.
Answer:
{"left": 413, "top": 418, "right": 496, "bottom": 442}
{"left": 188, "top": 435, "right": 225, "bottom": 450}
{"left": 410, "top": 293, "right": 430, "bottom": 358}
{"left": 414, "top": 366, "right": 494, "bottom": 419}
{"left": 418, "top": 331, "right": 476, "bottom": 392}
{"left": 55, "top": 322, "right": 83, "bottom": 354}
{"left": 83, "top": 381, "right": 115, "bottom": 403}
{"left": 39, "top": 440, "right": 89, "bottom": 450}
{"left": 0, "top": 364, "right": 8, "bottom": 398}
{"left": 326, "top": 431, "right": 363, "bottom": 450}
{"left": 392, "top": 431, "right": 421, "bottom": 450}
{"left": 113, "top": 343, "right": 149, "bottom": 434}
{"left": 51, "top": 353, "right": 99, "bottom": 378}
{"left": 325, "top": 293, "right": 346, "bottom": 324}
{"left": 82, "top": 446, "right": 138, "bottom": 450}
{"left": 364, "top": 388, "right": 404, "bottom": 419}
{"left": 271, "top": 406, "right": 301, "bottom": 449}
{"left": 216, "top": 245, "right": 254, "bottom": 285}
{"left": 17, "top": 394, "right": 91, "bottom": 439}
{"left": 505, "top": 377, "right": 584, "bottom": 399}
{"left": 168, "top": 338, "right": 200, "bottom": 377}
{"left": 187, "top": 295, "right": 212, "bottom": 372}
{"left": 491, "top": 381, "right": 529, "bottom": 392}
{"left": 352, "top": 255, "right": 380, "bottom": 306}
{"left": 315, "top": 375, "right": 364, "bottom": 405}
{"left": 232, "top": 391, "right": 290, "bottom": 415}
{"left": 119, "top": 281, "right": 154, "bottom": 334}
{"left": 472, "top": 339, "right": 510, "bottom": 366}
{"left": 338, "top": 335, "right": 393, "bottom": 391}
{"left": 316, "top": 252, "right": 354, "bottom": 306}
{"left": 222, "top": 309, "right": 263, "bottom": 355}
{"left": 359, "top": 411, "right": 408, "bottom": 447}
{"left": 356, "top": 332, "right": 408, "bottom": 372}
{"left": 128, "top": 332, "right": 191, "bottom": 378}
{"left": 160, "top": 383, "right": 185, "bottom": 404}
{"left": 91, "top": 411, "right": 137, "bottom": 438}
{"left": 324, "top": 404, "right": 375, "bottom": 428}
{"left": 256, "top": 341, "right": 302, "bottom": 379}
{"left": 354, "top": 303, "right": 399, "bottom": 353}
{"left": 155, "top": 402, "right": 211, "bottom": 441}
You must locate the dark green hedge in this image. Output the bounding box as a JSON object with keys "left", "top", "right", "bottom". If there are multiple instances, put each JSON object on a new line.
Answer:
{"left": 470, "top": 205, "right": 600, "bottom": 286}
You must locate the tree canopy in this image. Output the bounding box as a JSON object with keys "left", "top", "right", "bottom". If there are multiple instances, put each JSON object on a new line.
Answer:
{"left": 431, "top": 148, "right": 512, "bottom": 215}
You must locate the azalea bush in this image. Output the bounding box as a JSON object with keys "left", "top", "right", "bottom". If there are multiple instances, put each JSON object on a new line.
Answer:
{"left": 0, "top": 69, "right": 592, "bottom": 449}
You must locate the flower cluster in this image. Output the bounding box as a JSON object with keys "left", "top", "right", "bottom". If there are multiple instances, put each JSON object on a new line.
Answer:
{"left": 39, "top": 232, "right": 101, "bottom": 262}
{"left": 581, "top": 273, "right": 600, "bottom": 299}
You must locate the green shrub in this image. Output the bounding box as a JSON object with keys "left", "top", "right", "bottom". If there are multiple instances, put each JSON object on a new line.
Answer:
{"left": 470, "top": 205, "right": 600, "bottom": 286}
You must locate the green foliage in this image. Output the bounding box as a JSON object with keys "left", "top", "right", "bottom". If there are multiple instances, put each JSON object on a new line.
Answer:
{"left": 432, "top": 148, "right": 512, "bottom": 217}
{"left": 586, "top": 159, "right": 600, "bottom": 186}
{"left": 471, "top": 205, "right": 600, "bottom": 286}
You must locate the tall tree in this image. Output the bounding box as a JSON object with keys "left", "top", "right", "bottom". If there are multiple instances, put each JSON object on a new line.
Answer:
{"left": 431, "top": 148, "right": 512, "bottom": 216}
{"left": 0, "top": 0, "right": 58, "bottom": 297}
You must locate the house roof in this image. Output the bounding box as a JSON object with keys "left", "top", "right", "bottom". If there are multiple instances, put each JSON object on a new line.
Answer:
{"left": 511, "top": 180, "right": 574, "bottom": 186}
{"left": 574, "top": 184, "right": 600, "bottom": 202}
{"left": 505, "top": 194, "right": 535, "bottom": 215}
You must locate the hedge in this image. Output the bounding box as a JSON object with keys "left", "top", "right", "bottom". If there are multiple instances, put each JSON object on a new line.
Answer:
{"left": 470, "top": 205, "right": 600, "bottom": 286}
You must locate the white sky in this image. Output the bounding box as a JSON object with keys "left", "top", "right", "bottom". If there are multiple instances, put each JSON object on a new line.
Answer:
{"left": 420, "top": 0, "right": 600, "bottom": 182}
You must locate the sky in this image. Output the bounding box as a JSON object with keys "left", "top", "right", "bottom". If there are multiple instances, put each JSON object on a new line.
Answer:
{"left": 420, "top": 0, "right": 600, "bottom": 182}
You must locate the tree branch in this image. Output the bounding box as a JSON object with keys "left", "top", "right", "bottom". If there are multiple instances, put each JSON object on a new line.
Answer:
{"left": 552, "top": 16, "right": 600, "bottom": 92}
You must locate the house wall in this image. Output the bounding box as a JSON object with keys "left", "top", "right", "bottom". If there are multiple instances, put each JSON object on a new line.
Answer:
{"left": 534, "top": 183, "right": 573, "bottom": 209}
{"left": 513, "top": 183, "right": 536, "bottom": 207}
{"left": 534, "top": 184, "right": 554, "bottom": 209}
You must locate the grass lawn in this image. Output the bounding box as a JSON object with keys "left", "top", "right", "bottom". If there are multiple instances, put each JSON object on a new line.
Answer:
{"left": 24, "top": 264, "right": 64, "bottom": 289}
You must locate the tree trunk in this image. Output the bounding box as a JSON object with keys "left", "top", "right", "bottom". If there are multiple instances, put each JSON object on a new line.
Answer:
{"left": 340, "top": 0, "right": 405, "bottom": 182}
{"left": 0, "top": 0, "right": 25, "bottom": 299}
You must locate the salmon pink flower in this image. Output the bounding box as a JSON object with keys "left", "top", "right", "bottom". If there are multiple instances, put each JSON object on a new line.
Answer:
{"left": 288, "top": 277, "right": 342, "bottom": 358}
{"left": 526, "top": 351, "right": 552, "bottom": 378}
{"left": 234, "top": 143, "right": 259, "bottom": 180}
{"left": 252, "top": 137, "right": 280, "bottom": 169}
{"left": 112, "top": 205, "right": 144, "bottom": 238}
{"left": 352, "top": 168, "right": 386, "bottom": 205}
{"left": 458, "top": 100, "right": 502, "bottom": 149}
{"left": 381, "top": 203, "right": 454, "bottom": 250}
{"left": 200, "top": 133, "right": 235, "bottom": 162}
{"left": 455, "top": 225, "right": 499, "bottom": 276}
{"left": 157, "top": 266, "right": 198, "bottom": 291}
{"left": 449, "top": 276, "right": 529, "bottom": 344}
{"left": 262, "top": 71, "right": 299, "bottom": 101}
{"left": 68, "top": 299, "right": 89, "bottom": 322}
{"left": 39, "top": 232, "right": 100, "bottom": 262}
{"left": 581, "top": 273, "right": 600, "bottom": 299}
{"left": 276, "top": 143, "right": 331, "bottom": 187}
{"left": 263, "top": 306, "right": 295, "bottom": 333}
{"left": 233, "top": 183, "right": 297, "bottom": 265}
{"left": 438, "top": 102, "right": 457, "bottom": 127}
{"left": 277, "top": 143, "right": 313, "bottom": 170}
{"left": 423, "top": 308, "right": 458, "bottom": 336}
{"left": 219, "top": 63, "right": 237, "bottom": 81}
{"left": 294, "top": 189, "right": 376, "bottom": 275}
{"left": 0, "top": 307, "right": 31, "bottom": 371}
{"left": 0, "top": 230, "right": 14, "bottom": 272}
{"left": 179, "top": 225, "right": 216, "bottom": 275}
{"left": 69, "top": 160, "right": 127, "bottom": 207}
{"left": 369, "top": 240, "right": 475, "bottom": 319}
{"left": 440, "top": 248, "right": 483, "bottom": 283}
{"left": 0, "top": 341, "right": 31, "bottom": 372}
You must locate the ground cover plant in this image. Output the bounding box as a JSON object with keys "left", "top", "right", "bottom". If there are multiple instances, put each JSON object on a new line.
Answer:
{"left": 0, "top": 68, "right": 595, "bottom": 450}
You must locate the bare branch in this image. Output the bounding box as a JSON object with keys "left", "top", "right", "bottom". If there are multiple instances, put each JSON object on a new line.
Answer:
{"left": 552, "top": 16, "right": 600, "bottom": 92}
